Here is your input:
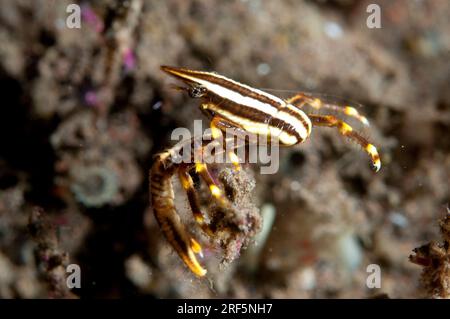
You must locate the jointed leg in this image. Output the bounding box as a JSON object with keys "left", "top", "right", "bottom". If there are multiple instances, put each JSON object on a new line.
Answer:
{"left": 191, "top": 112, "right": 262, "bottom": 215}
{"left": 210, "top": 116, "right": 248, "bottom": 171}
{"left": 195, "top": 162, "right": 231, "bottom": 208}
{"left": 178, "top": 165, "right": 214, "bottom": 237}
{"left": 227, "top": 151, "right": 241, "bottom": 171}
{"left": 287, "top": 93, "right": 370, "bottom": 126}
{"left": 308, "top": 114, "right": 381, "bottom": 171}
{"left": 150, "top": 150, "right": 207, "bottom": 276}
{"left": 190, "top": 137, "right": 232, "bottom": 208}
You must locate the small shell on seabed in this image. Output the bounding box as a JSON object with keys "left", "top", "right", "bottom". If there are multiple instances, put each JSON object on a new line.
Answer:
{"left": 71, "top": 165, "right": 120, "bottom": 208}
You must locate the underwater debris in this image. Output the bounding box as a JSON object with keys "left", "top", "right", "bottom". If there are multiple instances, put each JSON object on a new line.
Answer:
{"left": 207, "top": 167, "right": 262, "bottom": 268}
{"left": 28, "top": 207, "right": 77, "bottom": 299}
{"left": 51, "top": 110, "right": 149, "bottom": 208}
{"left": 242, "top": 203, "right": 276, "bottom": 274}
{"left": 410, "top": 211, "right": 450, "bottom": 298}
{"left": 125, "top": 254, "right": 153, "bottom": 292}
{"left": 70, "top": 165, "right": 119, "bottom": 208}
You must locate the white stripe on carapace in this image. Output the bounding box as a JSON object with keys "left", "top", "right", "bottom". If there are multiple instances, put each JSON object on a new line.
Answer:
{"left": 168, "top": 69, "right": 310, "bottom": 141}
{"left": 286, "top": 104, "right": 312, "bottom": 135}
{"left": 207, "top": 104, "right": 299, "bottom": 145}
{"left": 275, "top": 108, "right": 310, "bottom": 140}
{"left": 177, "top": 68, "right": 287, "bottom": 106}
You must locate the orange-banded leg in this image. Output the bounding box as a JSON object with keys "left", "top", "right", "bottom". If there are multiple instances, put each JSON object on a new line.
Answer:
{"left": 187, "top": 130, "right": 231, "bottom": 209}
{"left": 193, "top": 114, "right": 260, "bottom": 209}
{"left": 195, "top": 161, "right": 231, "bottom": 208}
{"left": 287, "top": 93, "right": 370, "bottom": 126}
{"left": 178, "top": 165, "right": 214, "bottom": 237}
{"left": 210, "top": 116, "right": 244, "bottom": 172}
{"left": 308, "top": 114, "right": 381, "bottom": 171}
{"left": 193, "top": 111, "right": 265, "bottom": 218}
{"left": 150, "top": 152, "right": 207, "bottom": 277}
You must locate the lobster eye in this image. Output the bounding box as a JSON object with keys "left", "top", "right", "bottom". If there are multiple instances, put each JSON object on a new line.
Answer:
{"left": 189, "top": 86, "right": 206, "bottom": 98}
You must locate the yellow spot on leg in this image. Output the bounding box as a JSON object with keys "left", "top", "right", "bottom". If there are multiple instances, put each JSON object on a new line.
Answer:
{"left": 228, "top": 151, "right": 241, "bottom": 171}
{"left": 344, "top": 106, "right": 370, "bottom": 126}
{"left": 195, "top": 162, "right": 206, "bottom": 173}
{"left": 339, "top": 122, "right": 353, "bottom": 134}
{"left": 344, "top": 106, "right": 358, "bottom": 116}
{"left": 211, "top": 126, "right": 222, "bottom": 139}
{"left": 185, "top": 249, "right": 207, "bottom": 276}
{"left": 311, "top": 98, "right": 322, "bottom": 109}
{"left": 180, "top": 175, "right": 191, "bottom": 189}
{"left": 209, "top": 185, "right": 222, "bottom": 198}
{"left": 195, "top": 215, "right": 204, "bottom": 223}
{"left": 190, "top": 238, "right": 203, "bottom": 257}
{"left": 365, "top": 144, "right": 381, "bottom": 172}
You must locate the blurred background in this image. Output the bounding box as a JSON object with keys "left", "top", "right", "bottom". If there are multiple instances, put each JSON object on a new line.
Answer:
{"left": 0, "top": 0, "right": 449, "bottom": 298}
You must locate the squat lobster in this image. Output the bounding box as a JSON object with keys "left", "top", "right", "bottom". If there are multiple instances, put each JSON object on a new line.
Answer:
{"left": 150, "top": 66, "right": 381, "bottom": 276}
